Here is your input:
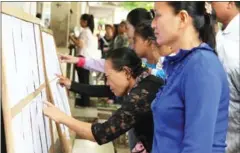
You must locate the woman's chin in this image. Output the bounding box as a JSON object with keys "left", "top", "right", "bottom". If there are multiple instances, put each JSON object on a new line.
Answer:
{"left": 114, "top": 91, "right": 123, "bottom": 97}
{"left": 114, "top": 93, "right": 120, "bottom": 97}
{"left": 156, "top": 39, "right": 163, "bottom": 46}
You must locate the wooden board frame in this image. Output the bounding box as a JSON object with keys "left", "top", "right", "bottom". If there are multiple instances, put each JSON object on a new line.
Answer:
{"left": 2, "top": 49, "right": 15, "bottom": 153}
{"left": 1, "top": 4, "right": 55, "bottom": 153}
{"left": 41, "top": 27, "right": 54, "bottom": 35}
{"left": 40, "top": 28, "right": 73, "bottom": 153}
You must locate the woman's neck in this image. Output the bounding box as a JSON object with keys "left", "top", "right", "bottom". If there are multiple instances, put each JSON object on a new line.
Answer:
{"left": 146, "top": 47, "right": 157, "bottom": 64}
{"left": 170, "top": 27, "right": 202, "bottom": 53}
{"left": 105, "top": 35, "right": 113, "bottom": 40}
{"left": 127, "top": 78, "right": 136, "bottom": 94}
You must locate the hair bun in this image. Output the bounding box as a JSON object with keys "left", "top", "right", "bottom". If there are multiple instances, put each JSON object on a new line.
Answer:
{"left": 205, "top": 2, "right": 212, "bottom": 14}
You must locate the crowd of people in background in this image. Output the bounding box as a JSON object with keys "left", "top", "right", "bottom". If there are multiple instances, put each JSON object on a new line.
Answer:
{"left": 43, "top": 2, "right": 239, "bottom": 153}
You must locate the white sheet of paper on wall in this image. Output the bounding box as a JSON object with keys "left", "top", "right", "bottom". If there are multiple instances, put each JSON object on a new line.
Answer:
{"left": 20, "top": 20, "right": 35, "bottom": 95}
{"left": 53, "top": 79, "right": 71, "bottom": 116}
{"left": 41, "top": 90, "right": 52, "bottom": 150}
{"left": 51, "top": 80, "right": 65, "bottom": 112}
{"left": 41, "top": 32, "right": 62, "bottom": 80}
{"left": 49, "top": 80, "right": 65, "bottom": 132}
{"left": 2, "top": 14, "right": 20, "bottom": 108}
{"left": 56, "top": 83, "right": 71, "bottom": 116}
{"left": 22, "top": 103, "right": 34, "bottom": 153}
{"left": 12, "top": 17, "right": 30, "bottom": 103}
{"left": 41, "top": 32, "right": 53, "bottom": 80}
{"left": 17, "top": 17, "right": 31, "bottom": 101}
{"left": 26, "top": 22, "right": 40, "bottom": 90}
{"left": 34, "top": 24, "right": 45, "bottom": 85}
{"left": 19, "top": 19, "right": 30, "bottom": 93}
{"left": 21, "top": 20, "right": 40, "bottom": 95}
{"left": 37, "top": 95, "right": 48, "bottom": 153}
{"left": 2, "top": 13, "right": 53, "bottom": 153}
{"left": 36, "top": 94, "right": 48, "bottom": 153}
{"left": 25, "top": 21, "right": 40, "bottom": 91}
{"left": 30, "top": 99, "right": 43, "bottom": 153}
{"left": 49, "top": 80, "right": 71, "bottom": 136}
{"left": 48, "top": 34, "right": 61, "bottom": 74}
{"left": 11, "top": 112, "right": 24, "bottom": 153}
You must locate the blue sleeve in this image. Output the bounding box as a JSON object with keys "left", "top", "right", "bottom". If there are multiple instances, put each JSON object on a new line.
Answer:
{"left": 181, "top": 55, "right": 222, "bottom": 153}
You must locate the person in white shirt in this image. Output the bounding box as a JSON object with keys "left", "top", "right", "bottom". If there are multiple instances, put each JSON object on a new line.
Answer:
{"left": 211, "top": 2, "right": 240, "bottom": 153}
{"left": 69, "top": 14, "right": 98, "bottom": 107}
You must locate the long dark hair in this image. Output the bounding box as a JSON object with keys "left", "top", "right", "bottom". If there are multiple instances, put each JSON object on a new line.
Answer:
{"left": 134, "top": 20, "right": 156, "bottom": 42}
{"left": 168, "top": 2, "right": 216, "bottom": 50}
{"left": 127, "top": 8, "right": 153, "bottom": 28}
{"left": 81, "top": 14, "right": 95, "bottom": 33}
{"left": 106, "top": 47, "right": 146, "bottom": 78}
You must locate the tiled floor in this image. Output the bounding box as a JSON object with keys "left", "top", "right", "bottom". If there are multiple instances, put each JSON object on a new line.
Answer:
{"left": 72, "top": 139, "right": 114, "bottom": 153}
{"left": 116, "top": 147, "right": 130, "bottom": 153}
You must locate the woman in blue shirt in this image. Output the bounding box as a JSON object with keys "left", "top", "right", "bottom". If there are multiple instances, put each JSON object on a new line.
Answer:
{"left": 151, "top": 2, "right": 230, "bottom": 153}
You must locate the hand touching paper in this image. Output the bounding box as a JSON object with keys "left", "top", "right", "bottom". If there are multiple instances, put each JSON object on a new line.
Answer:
{"left": 43, "top": 101, "right": 68, "bottom": 124}
{"left": 56, "top": 74, "right": 71, "bottom": 89}
{"left": 59, "top": 54, "right": 79, "bottom": 64}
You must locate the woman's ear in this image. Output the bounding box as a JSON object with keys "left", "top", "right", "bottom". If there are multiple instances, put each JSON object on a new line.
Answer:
{"left": 122, "top": 66, "right": 132, "bottom": 80}
{"left": 177, "top": 10, "right": 189, "bottom": 29}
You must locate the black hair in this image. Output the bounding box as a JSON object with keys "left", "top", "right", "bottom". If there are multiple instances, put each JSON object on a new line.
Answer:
{"left": 81, "top": 14, "right": 95, "bottom": 33}
{"left": 211, "top": 8, "right": 218, "bottom": 27}
{"left": 127, "top": 8, "right": 153, "bottom": 28}
{"left": 235, "top": 2, "right": 240, "bottom": 8}
{"left": 106, "top": 47, "right": 146, "bottom": 78}
{"left": 36, "top": 13, "right": 42, "bottom": 19}
{"left": 105, "top": 24, "right": 114, "bottom": 31}
{"left": 211, "top": 8, "right": 217, "bottom": 21}
{"left": 120, "top": 21, "right": 127, "bottom": 27}
{"left": 113, "top": 24, "right": 119, "bottom": 37}
{"left": 168, "top": 2, "right": 216, "bottom": 50}
{"left": 134, "top": 20, "right": 156, "bottom": 42}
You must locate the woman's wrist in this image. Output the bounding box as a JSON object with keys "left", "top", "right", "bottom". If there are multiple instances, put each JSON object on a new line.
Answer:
{"left": 76, "top": 57, "right": 86, "bottom": 67}
{"left": 66, "top": 81, "right": 72, "bottom": 89}
{"left": 60, "top": 113, "right": 71, "bottom": 124}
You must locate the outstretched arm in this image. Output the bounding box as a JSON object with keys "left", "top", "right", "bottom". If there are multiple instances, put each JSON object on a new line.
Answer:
{"left": 57, "top": 74, "right": 114, "bottom": 97}
{"left": 59, "top": 54, "right": 105, "bottom": 73}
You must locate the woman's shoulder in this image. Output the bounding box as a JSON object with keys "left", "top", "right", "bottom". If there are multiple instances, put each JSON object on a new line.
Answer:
{"left": 141, "top": 75, "right": 164, "bottom": 86}
{"left": 181, "top": 45, "right": 227, "bottom": 81}
{"left": 81, "top": 28, "right": 92, "bottom": 36}
{"left": 132, "top": 75, "right": 164, "bottom": 95}
{"left": 126, "top": 75, "right": 162, "bottom": 106}
{"left": 187, "top": 47, "right": 222, "bottom": 71}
